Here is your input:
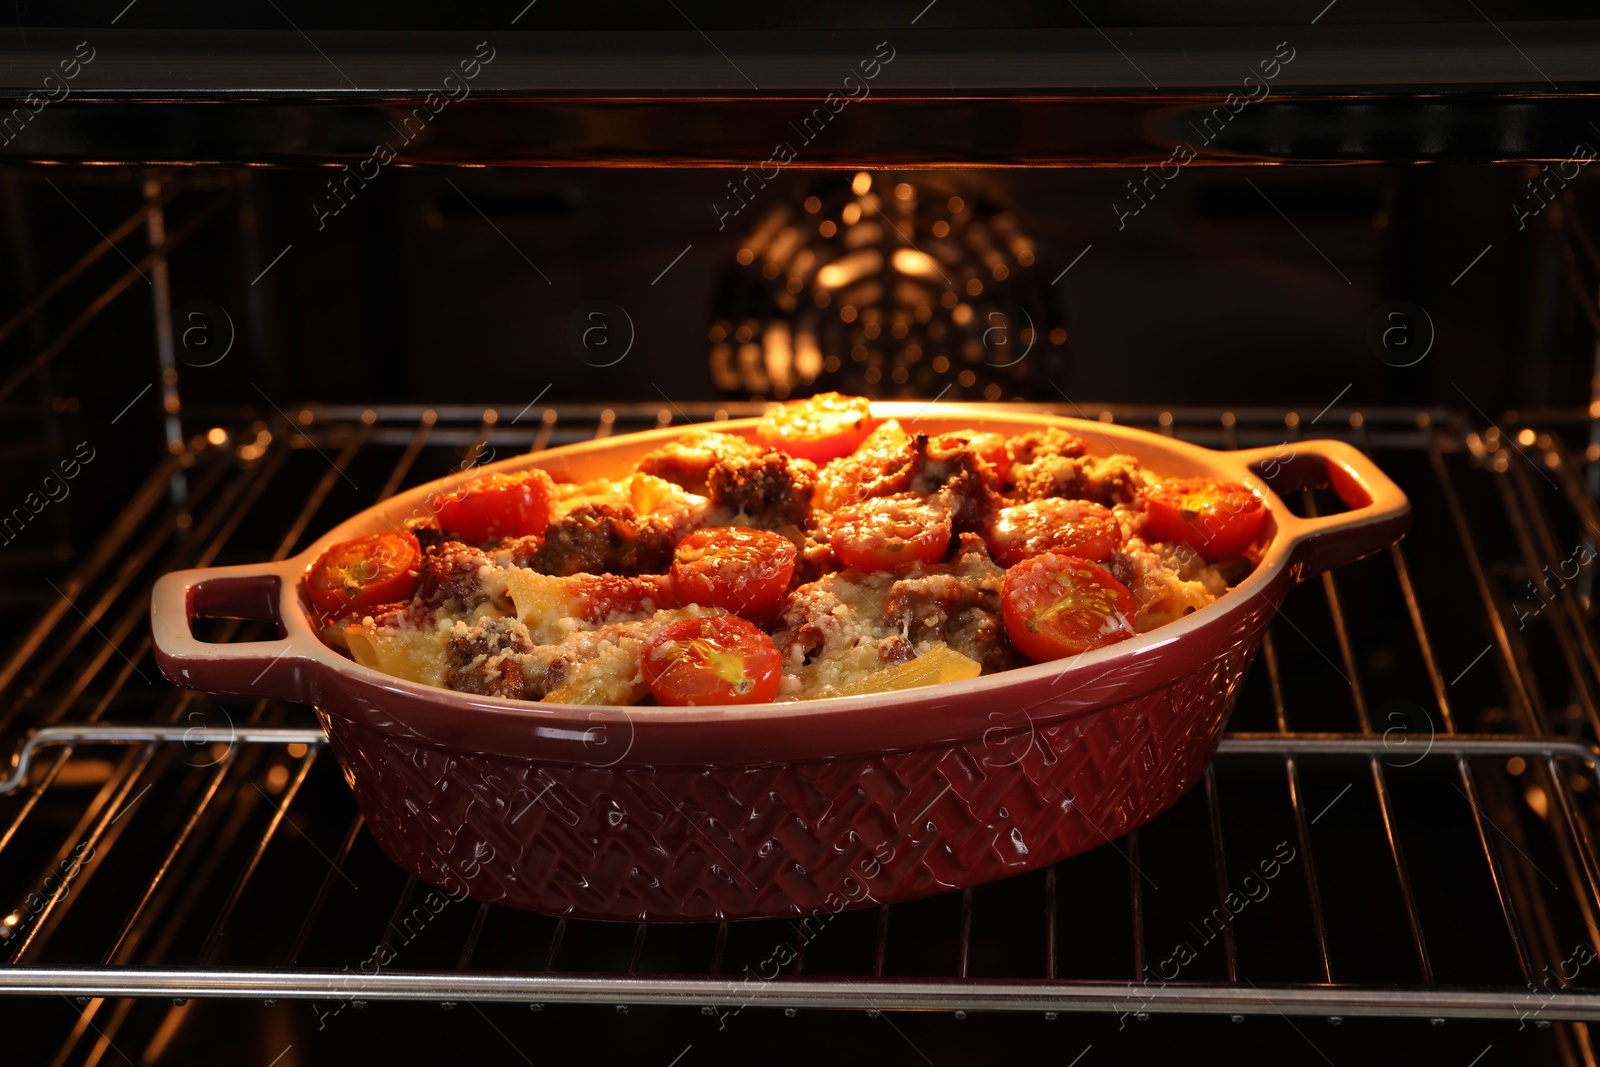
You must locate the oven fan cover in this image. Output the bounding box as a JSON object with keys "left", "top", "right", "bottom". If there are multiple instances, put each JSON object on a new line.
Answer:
{"left": 709, "top": 173, "right": 1069, "bottom": 401}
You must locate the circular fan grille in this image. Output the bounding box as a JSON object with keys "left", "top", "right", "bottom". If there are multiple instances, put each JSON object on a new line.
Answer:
{"left": 709, "top": 173, "right": 1068, "bottom": 401}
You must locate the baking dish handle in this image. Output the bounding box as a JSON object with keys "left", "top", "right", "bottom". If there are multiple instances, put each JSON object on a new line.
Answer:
{"left": 150, "top": 563, "right": 315, "bottom": 703}
{"left": 1232, "top": 439, "right": 1413, "bottom": 580}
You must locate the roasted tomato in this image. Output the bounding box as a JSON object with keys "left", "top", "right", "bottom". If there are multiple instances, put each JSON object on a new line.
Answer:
{"left": 641, "top": 614, "right": 783, "bottom": 705}
{"left": 755, "top": 392, "right": 875, "bottom": 464}
{"left": 813, "top": 419, "right": 913, "bottom": 511}
{"left": 305, "top": 531, "right": 423, "bottom": 616}
{"left": 1144, "top": 478, "right": 1267, "bottom": 560}
{"left": 435, "top": 469, "right": 556, "bottom": 544}
{"left": 988, "top": 498, "right": 1121, "bottom": 567}
{"left": 671, "top": 527, "right": 797, "bottom": 618}
{"left": 1001, "top": 552, "right": 1137, "bottom": 662}
{"left": 827, "top": 492, "right": 952, "bottom": 571}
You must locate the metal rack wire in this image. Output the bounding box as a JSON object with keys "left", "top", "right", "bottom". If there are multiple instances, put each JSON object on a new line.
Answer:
{"left": 0, "top": 401, "right": 1597, "bottom": 1065}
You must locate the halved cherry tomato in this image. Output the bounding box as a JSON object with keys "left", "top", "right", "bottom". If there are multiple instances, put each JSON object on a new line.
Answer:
{"left": 1143, "top": 477, "right": 1267, "bottom": 560}
{"left": 755, "top": 392, "right": 875, "bottom": 464}
{"left": 814, "top": 419, "right": 912, "bottom": 510}
{"left": 435, "top": 469, "right": 556, "bottom": 544}
{"left": 305, "top": 531, "right": 422, "bottom": 616}
{"left": 1001, "top": 552, "right": 1137, "bottom": 663}
{"left": 988, "top": 498, "right": 1121, "bottom": 568}
{"left": 671, "top": 527, "right": 797, "bottom": 618}
{"left": 641, "top": 614, "right": 783, "bottom": 705}
{"left": 827, "top": 492, "right": 952, "bottom": 571}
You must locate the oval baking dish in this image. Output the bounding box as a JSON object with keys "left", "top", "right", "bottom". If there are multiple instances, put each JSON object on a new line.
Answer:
{"left": 150, "top": 404, "right": 1411, "bottom": 922}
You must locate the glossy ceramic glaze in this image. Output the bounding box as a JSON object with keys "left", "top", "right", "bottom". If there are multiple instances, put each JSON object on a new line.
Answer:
{"left": 151, "top": 404, "right": 1411, "bottom": 920}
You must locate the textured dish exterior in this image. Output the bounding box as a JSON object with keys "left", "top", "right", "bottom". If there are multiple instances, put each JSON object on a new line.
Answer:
{"left": 151, "top": 405, "right": 1409, "bottom": 922}
{"left": 322, "top": 629, "right": 1264, "bottom": 921}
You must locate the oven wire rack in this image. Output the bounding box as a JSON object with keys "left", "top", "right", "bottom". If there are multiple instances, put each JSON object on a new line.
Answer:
{"left": 0, "top": 402, "right": 1596, "bottom": 1060}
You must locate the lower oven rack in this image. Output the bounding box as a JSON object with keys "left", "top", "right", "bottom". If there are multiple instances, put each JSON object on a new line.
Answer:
{"left": 1, "top": 404, "right": 1598, "bottom": 1035}
{"left": 4, "top": 728, "right": 1599, "bottom": 1027}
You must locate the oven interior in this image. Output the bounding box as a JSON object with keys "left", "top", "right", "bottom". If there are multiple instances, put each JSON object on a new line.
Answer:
{"left": 2, "top": 14, "right": 1600, "bottom": 1065}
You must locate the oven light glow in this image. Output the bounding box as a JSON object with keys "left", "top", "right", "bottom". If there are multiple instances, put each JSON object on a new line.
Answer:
{"left": 1525, "top": 785, "right": 1549, "bottom": 819}
{"left": 851, "top": 172, "right": 872, "bottom": 196}
{"left": 817, "top": 250, "right": 881, "bottom": 290}
{"left": 890, "top": 248, "right": 939, "bottom": 279}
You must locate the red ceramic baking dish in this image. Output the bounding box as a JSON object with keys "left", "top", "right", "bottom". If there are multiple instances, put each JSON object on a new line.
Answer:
{"left": 150, "top": 404, "right": 1410, "bottom": 922}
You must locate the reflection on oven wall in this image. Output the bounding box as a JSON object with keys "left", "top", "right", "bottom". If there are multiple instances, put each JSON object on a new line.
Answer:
{"left": 0, "top": 164, "right": 1592, "bottom": 598}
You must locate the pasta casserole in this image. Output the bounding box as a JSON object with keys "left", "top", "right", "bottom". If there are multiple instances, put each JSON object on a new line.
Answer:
{"left": 303, "top": 395, "right": 1266, "bottom": 705}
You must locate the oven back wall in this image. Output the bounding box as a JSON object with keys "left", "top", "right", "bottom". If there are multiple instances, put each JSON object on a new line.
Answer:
{"left": 115, "top": 165, "right": 1582, "bottom": 413}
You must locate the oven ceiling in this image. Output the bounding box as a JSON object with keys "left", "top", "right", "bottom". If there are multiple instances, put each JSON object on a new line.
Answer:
{"left": 0, "top": 22, "right": 1598, "bottom": 164}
